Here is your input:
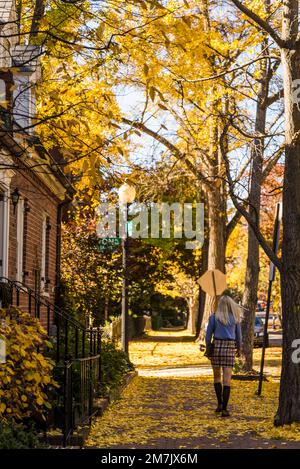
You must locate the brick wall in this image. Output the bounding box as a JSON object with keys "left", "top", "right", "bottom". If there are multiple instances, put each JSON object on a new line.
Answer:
{"left": 8, "top": 168, "right": 61, "bottom": 328}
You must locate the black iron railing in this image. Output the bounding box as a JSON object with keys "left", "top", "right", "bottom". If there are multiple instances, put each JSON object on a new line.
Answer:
{"left": 63, "top": 360, "right": 73, "bottom": 447}
{"left": 0, "top": 276, "right": 101, "bottom": 361}
{"left": 0, "top": 277, "right": 102, "bottom": 446}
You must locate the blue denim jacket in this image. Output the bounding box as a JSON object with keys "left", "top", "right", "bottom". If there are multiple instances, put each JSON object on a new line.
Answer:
{"left": 205, "top": 313, "right": 242, "bottom": 349}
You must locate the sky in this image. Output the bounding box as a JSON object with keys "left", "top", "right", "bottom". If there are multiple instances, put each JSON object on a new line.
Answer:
{"left": 115, "top": 84, "right": 179, "bottom": 169}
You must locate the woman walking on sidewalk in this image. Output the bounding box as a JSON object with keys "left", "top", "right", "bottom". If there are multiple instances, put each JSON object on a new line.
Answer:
{"left": 205, "top": 295, "right": 242, "bottom": 418}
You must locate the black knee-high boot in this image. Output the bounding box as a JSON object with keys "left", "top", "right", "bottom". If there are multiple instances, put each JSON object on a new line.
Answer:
{"left": 222, "top": 385, "right": 231, "bottom": 410}
{"left": 214, "top": 382, "right": 223, "bottom": 410}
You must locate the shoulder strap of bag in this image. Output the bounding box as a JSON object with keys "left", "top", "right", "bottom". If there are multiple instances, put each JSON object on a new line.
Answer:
{"left": 211, "top": 313, "right": 216, "bottom": 337}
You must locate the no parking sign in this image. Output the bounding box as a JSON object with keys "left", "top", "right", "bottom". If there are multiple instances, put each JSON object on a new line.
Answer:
{"left": 197, "top": 269, "right": 227, "bottom": 297}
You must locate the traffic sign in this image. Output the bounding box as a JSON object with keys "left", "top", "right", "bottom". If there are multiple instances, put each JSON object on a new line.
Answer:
{"left": 198, "top": 269, "right": 227, "bottom": 297}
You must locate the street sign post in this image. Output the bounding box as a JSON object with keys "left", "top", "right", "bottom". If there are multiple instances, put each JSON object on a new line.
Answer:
{"left": 257, "top": 202, "right": 282, "bottom": 396}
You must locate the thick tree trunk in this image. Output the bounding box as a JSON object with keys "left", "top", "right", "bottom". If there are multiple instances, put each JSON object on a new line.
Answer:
{"left": 242, "top": 38, "right": 269, "bottom": 371}
{"left": 275, "top": 0, "right": 300, "bottom": 425}
{"left": 228, "top": 0, "right": 300, "bottom": 425}
{"left": 29, "top": 0, "right": 45, "bottom": 39}
{"left": 207, "top": 189, "right": 226, "bottom": 273}
{"left": 16, "top": 0, "right": 22, "bottom": 37}
{"left": 199, "top": 117, "right": 227, "bottom": 338}
{"left": 104, "top": 296, "right": 109, "bottom": 322}
{"left": 196, "top": 221, "right": 209, "bottom": 337}
{"left": 187, "top": 291, "right": 199, "bottom": 335}
{"left": 199, "top": 188, "right": 226, "bottom": 337}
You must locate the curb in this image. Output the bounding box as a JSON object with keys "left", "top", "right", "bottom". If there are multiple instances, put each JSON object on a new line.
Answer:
{"left": 232, "top": 374, "right": 268, "bottom": 381}
{"left": 45, "top": 370, "right": 137, "bottom": 448}
{"left": 94, "top": 370, "right": 137, "bottom": 415}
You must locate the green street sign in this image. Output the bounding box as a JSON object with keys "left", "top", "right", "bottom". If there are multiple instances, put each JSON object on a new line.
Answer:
{"left": 98, "top": 237, "right": 121, "bottom": 252}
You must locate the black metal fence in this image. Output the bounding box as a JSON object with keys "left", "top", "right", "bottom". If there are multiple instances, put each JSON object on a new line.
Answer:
{"left": 0, "top": 277, "right": 102, "bottom": 446}
{"left": 0, "top": 276, "right": 101, "bottom": 360}
{"left": 63, "top": 360, "right": 73, "bottom": 447}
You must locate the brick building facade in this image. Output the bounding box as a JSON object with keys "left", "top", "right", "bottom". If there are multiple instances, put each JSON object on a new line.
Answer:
{"left": 0, "top": 1, "right": 73, "bottom": 325}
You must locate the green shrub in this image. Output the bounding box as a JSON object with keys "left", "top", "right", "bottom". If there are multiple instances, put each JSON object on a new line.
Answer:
{"left": 233, "top": 358, "right": 244, "bottom": 374}
{"left": 100, "top": 340, "right": 134, "bottom": 397}
{"left": 0, "top": 422, "right": 46, "bottom": 449}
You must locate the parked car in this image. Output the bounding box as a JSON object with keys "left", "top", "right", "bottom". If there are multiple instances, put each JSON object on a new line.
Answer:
{"left": 257, "top": 301, "right": 266, "bottom": 312}
{"left": 256, "top": 311, "right": 281, "bottom": 329}
{"left": 203, "top": 315, "right": 267, "bottom": 348}
{"left": 254, "top": 315, "right": 268, "bottom": 347}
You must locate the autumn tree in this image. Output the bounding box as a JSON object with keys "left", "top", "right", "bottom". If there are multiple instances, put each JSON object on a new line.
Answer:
{"left": 109, "top": 0, "right": 250, "bottom": 327}
{"left": 225, "top": 0, "right": 300, "bottom": 425}
{"left": 105, "top": 0, "right": 284, "bottom": 338}
{"left": 133, "top": 160, "right": 206, "bottom": 333}
{"left": 230, "top": 0, "right": 284, "bottom": 371}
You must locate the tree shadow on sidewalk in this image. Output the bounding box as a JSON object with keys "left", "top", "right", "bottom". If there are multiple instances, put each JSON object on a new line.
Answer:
{"left": 87, "top": 375, "right": 299, "bottom": 449}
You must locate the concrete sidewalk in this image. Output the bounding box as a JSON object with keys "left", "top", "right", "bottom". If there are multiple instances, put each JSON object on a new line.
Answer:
{"left": 86, "top": 330, "right": 299, "bottom": 449}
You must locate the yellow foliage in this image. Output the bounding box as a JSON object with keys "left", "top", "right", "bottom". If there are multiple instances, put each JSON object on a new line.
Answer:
{"left": 0, "top": 307, "right": 57, "bottom": 422}
{"left": 86, "top": 332, "right": 296, "bottom": 448}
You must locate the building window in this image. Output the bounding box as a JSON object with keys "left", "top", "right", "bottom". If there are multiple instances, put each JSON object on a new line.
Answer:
{"left": 0, "top": 71, "right": 13, "bottom": 129}
{"left": 16, "top": 198, "right": 24, "bottom": 283}
{"left": 0, "top": 186, "right": 9, "bottom": 278}
{"left": 41, "top": 214, "right": 51, "bottom": 293}
{"left": 45, "top": 216, "right": 51, "bottom": 290}
{"left": 13, "top": 76, "right": 30, "bottom": 131}
{"left": 22, "top": 199, "right": 29, "bottom": 283}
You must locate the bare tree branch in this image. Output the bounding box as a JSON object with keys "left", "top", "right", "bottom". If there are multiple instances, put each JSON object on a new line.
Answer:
{"left": 226, "top": 143, "right": 285, "bottom": 240}
{"left": 263, "top": 88, "right": 284, "bottom": 108}
{"left": 220, "top": 124, "right": 282, "bottom": 270}
{"left": 122, "top": 117, "right": 215, "bottom": 192}
{"left": 229, "top": 0, "right": 286, "bottom": 48}
{"left": 174, "top": 54, "right": 280, "bottom": 84}
{"left": 29, "top": 0, "right": 46, "bottom": 39}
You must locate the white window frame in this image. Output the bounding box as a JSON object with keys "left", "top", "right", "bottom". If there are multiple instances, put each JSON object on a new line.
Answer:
{"left": 40, "top": 214, "right": 46, "bottom": 292}
{"left": 0, "top": 184, "right": 10, "bottom": 279}
{"left": 0, "top": 156, "right": 14, "bottom": 280}
{"left": 16, "top": 198, "right": 24, "bottom": 283}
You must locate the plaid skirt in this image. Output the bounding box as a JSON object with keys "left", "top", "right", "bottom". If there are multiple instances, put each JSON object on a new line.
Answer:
{"left": 211, "top": 339, "right": 236, "bottom": 367}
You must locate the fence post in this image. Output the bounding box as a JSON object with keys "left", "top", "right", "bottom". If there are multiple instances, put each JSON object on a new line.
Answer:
{"left": 64, "top": 318, "right": 69, "bottom": 360}
{"left": 75, "top": 327, "right": 79, "bottom": 359}
{"left": 89, "top": 328, "right": 93, "bottom": 356}
{"left": 82, "top": 330, "right": 85, "bottom": 358}
{"left": 63, "top": 360, "right": 73, "bottom": 447}
{"left": 89, "top": 358, "right": 93, "bottom": 418}
{"left": 97, "top": 328, "right": 102, "bottom": 385}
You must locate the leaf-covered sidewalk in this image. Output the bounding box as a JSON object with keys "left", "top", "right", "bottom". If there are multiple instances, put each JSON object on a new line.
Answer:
{"left": 86, "top": 330, "right": 300, "bottom": 449}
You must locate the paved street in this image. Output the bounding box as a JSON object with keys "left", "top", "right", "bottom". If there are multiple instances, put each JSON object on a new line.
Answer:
{"left": 269, "top": 330, "right": 282, "bottom": 347}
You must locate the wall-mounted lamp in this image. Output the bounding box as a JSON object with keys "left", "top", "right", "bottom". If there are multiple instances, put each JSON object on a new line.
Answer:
{"left": 11, "top": 188, "right": 20, "bottom": 214}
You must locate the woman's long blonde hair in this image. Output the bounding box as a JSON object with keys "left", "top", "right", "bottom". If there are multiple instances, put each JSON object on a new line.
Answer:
{"left": 215, "top": 295, "right": 242, "bottom": 325}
